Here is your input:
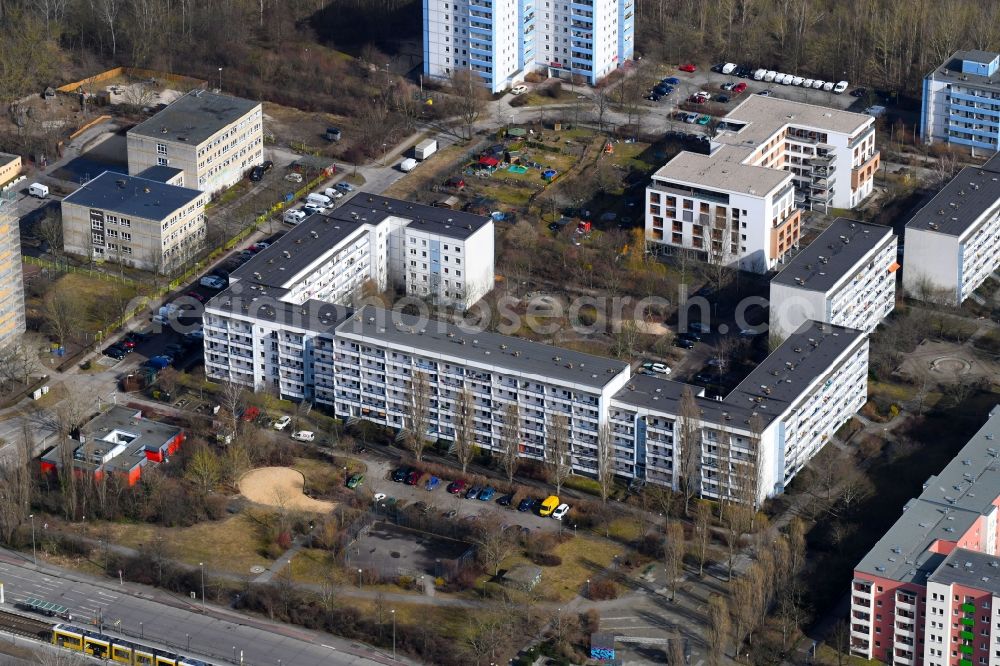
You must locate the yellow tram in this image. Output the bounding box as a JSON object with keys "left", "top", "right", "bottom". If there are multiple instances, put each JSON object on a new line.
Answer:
{"left": 51, "top": 624, "right": 211, "bottom": 666}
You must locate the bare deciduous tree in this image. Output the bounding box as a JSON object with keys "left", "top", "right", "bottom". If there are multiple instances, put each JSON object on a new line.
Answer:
{"left": 449, "top": 69, "right": 487, "bottom": 140}
{"left": 546, "top": 412, "right": 572, "bottom": 495}
{"left": 472, "top": 515, "right": 517, "bottom": 578}
{"left": 499, "top": 403, "right": 520, "bottom": 483}
{"left": 452, "top": 386, "right": 476, "bottom": 473}
{"left": 406, "top": 369, "right": 432, "bottom": 462}
{"left": 693, "top": 499, "right": 712, "bottom": 577}
{"left": 707, "top": 594, "right": 731, "bottom": 665}
{"left": 663, "top": 520, "right": 685, "bottom": 602}
{"left": 678, "top": 387, "right": 702, "bottom": 516}
{"left": 185, "top": 445, "right": 221, "bottom": 493}
{"left": 42, "top": 288, "right": 83, "bottom": 350}
{"left": 596, "top": 422, "right": 615, "bottom": 503}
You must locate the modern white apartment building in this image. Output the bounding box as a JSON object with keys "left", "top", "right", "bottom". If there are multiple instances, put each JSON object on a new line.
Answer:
{"left": 610, "top": 321, "right": 868, "bottom": 504}
{"left": 61, "top": 171, "right": 207, "bottom": 272}
{"left": 921, "top": 49, "right": 1000, "bottom": 150}
{"left": 850, "top": 406, "right": 1000, "bottom": 665}
{"left": 769, "top": 218, "right": 898, "bottom": 340}
{"left": 423, "top": 0, "right": 634, "bottom": 93}
{"left": 203, "top": 195, "right": 495, "bottom": 399}
{"left": 903, "top": 155, "right": 1000, "bottom": 305}
{"left": 646, "top": 96, "right": 880, "bottom": 272}
{"left": 127, "top": 90, "right": 263, "bottom": 194}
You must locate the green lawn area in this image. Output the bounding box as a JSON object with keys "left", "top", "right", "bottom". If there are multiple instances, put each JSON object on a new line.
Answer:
{"left": 289, "top": 547, "right": 345, "bottom": 585}
{"left": 54, "top": 272, "right": 143, "bottom": 335}
{"left": 814, "top": 644, "right": 881, "bottom": 665}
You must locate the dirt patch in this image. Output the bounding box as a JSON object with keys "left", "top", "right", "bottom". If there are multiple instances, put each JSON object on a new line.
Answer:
{"left": 239, "top": 466, "right": 336, "bottom": 513}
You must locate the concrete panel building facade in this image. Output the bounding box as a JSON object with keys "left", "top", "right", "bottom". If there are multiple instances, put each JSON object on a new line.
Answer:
{"left": 127, "top": 90, "right": 263, "bottom": 194}
{"left": 0, "top": 199, "right": 25, "bottom": 349}
{"left": 921, "top": 50, "right": 1000, "bottom": 150}
{"left": 770, "top": 218, "right": 898, "bottom": 340}
{"left": 61, "top": 171, "right": 207, "bottom": 273}
{"left": 903, "top": 155, "right": 1000, "bottom": 305}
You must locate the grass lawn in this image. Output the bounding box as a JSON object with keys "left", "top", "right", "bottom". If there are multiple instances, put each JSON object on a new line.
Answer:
{"left": 472, "top": 534, "right": 624, "bottom": 602}
{"left": 28, "top": 272, "right": 143, "bottom": 339}
{"left": 605, "top": 517, "right": 643, "bottom": 543}
{"left": 814, "top": 644, "right": 880, "bottom": 665}
{"left": 867, "top": 380, "right": 917, "bottom": 403}
{"left": 80, "top": 515, "right": 273, "bottom": 575}
{"left": 289, "top": 547, "right": 346, "bottom": 585}
{"left": 347, "top": 598, "right": 477, "bottom": 641}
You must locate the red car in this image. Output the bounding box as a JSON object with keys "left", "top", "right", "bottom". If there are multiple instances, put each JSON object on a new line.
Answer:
{"left": 679, "top": 63, "right": 697, "bottom": 73}
{"left": 689, "top": 95, "right": 706, "bottom": 104}
{"left": 447, "top": 479, "right": 468, "bottom": 494}
{"left": 186, "top": 291, "right": 205, "bottom": 303}
{"left": 733, "top": 82, "right": 748, "bottom": 94}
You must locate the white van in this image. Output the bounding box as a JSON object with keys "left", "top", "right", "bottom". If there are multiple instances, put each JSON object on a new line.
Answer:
{"left": 721, "top": 63, "right": 737, "bottom": 75}
{"left": 400, "top": 158, "right": 418, "bottom": 172}
{"left": 28, "top": 183, "right": 48, "bottom": 198}
{"left": 283, "top": 209, "right": 306, "bottom": 225}
{"left": 306, "top": 192, "right": 331, "bottom": 208}
{"left": 764, "top": 71, "right": 777, "bottom": 82}
{"left": 753, "top": 69, "right": 767, "bottom": 81}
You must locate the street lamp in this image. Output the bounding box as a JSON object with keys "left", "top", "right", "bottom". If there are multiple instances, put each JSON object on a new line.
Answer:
{"left": 199, "top": 562, "right": 205, "bottom": 611}
{"left": 381, "top": 143, "right": 388, "bottom": 167}
{"left": 29, "top": 514, "right": 35, "bottom": 565}
{"left": 218, "top": 67, "right": 223, "bottom": 92}
{"left": 358, "top": 568, "right": 363, "bottom": 589}
{"left": 586, "top": 578, "right": 590, "bottom": 598}
{"left": 139, "top": 621, "right": 143, "bottom": 639}
{"left": 391, "top": 609, "right": 396, "bottom": 660}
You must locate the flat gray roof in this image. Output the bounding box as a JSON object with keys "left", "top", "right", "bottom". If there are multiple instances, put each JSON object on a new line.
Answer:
{"left": 206, "top": 287, "right": 353, "bottom": 334}
{"left": 612, "top": 320, "right": 864, "bottom": 427}
{"left": 231, "top": 194, "right": 492, "bottom": 289}
{"left": 137, "top": 165, "right": 184, "bottom": 183}
{"left": 62, "top": 170, "right": 202, "bottom": 222}
{"left": 928, "top": 548, "right": 1000, "bottom": 595}
{"left": 336, "top": 306, "right": 629, "bottom": 389}
{"left": 129, "top": 90, "right": 259, "bottom": 145}
{"left": 856, "top": 405, "right": 1000, "bottom": 585}
{"left": 0, "top": 152, "right": 19, "bottom": 168}
{"left": 905, "top": 165, "right": 1000, "bottom": 237}
{"left": 771, "top": 218, "right": 894, "bottom": 293}
{"left": 927, "top": 51, "right": 1000, "bottom": 91}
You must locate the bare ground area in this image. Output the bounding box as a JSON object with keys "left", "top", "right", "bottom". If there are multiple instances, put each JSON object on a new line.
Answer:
{"left": 239, "top": 466, "right": 336, "bottom": 513}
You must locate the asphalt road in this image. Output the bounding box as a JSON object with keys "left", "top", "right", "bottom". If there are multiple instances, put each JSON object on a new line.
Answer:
{"left": 0, "top": 549, "right": 409, "bottom": 666}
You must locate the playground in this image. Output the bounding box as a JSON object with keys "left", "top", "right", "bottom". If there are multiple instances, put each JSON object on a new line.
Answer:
{"left": 239, "top": 467, "right": 336, "bottom": 513}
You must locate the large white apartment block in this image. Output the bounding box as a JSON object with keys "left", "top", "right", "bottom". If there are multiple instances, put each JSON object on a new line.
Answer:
{"left": 423, "top": 0, "right": 634, "bottom": 93}
{"left": 646, "top": 96, "right": 880, "bottom": 273}
{"left": 204, "top": 195, "right": 495, "bottom": 399}
{"left": 127, "top": 90, "right": 263, "bottom": 195}
{"left": 610, "top": 321, "right": 868, "bottom": 504}
{"left": 921, "top": 49, "right": 1000, "bottom": 150}
{"left": 903, "top": 155, "right": 1000, "bottom": 305}
{"left": 769, "top": 218, "right": 898, "bottom": 340}
{"left": 61, "top": 171, "right": 207, "bottom": 273}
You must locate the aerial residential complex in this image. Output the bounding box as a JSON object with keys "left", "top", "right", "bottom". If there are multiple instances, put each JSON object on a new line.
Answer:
{"left": 127, "top": 90, "right": 263, "bottom": 194}
{"left": 39, "top": 406, "right": 184, "bottom": 487}
{"left": 902, "top": 154, "right": 1000, "bottom": 305}
{"left": 61, "top": 171, "right": 207, "bottom": 272}
{"left": 645, "top": 96, "right": 880, "bottom": 272}
{"left": 769, "top": 218, "right": 898, "bottom": 340}
{"left": 0, "top": 199, "right": 25, "bottom": 349}
{"left": 921, "top": 49, "right": 1000, "bottom": 150}
{"left": 205, "top": 192, "right": 868, "bottom": 502}
{"left": 422, "top": 0, "right": 635, "bottom": 93}
{"left": 851, "top": 405, "right": 1000, "bottom": 665}
{"left": 203, "top": 195, "right": 495, "bottom": 399}
{"left": 0, "top": 152, "right": 21, "bottom": 189}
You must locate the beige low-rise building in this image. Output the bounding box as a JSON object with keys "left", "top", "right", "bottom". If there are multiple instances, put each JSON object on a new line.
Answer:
{"left": 0, "top": 153, "right": 21, "bottom": 189}
{"left": 127, "top": 90, "right": 263, "bottom": 194}
{"left": 61, "top": 171, "right": 206, "bottom": 273}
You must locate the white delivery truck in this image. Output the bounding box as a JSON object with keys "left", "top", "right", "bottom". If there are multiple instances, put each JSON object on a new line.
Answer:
{"left": 28, "top": 183, "right": 49, "bottom": 198}
{"left": 414, "top": 139, "right": 438, "bottom": 160}
{"left": 400, "top": 158, "right": 418, "bottom": 172}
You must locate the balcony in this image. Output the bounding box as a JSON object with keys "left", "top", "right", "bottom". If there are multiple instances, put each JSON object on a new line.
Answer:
{"left": 851, "top": 151, "right": 880, "bottom": 189}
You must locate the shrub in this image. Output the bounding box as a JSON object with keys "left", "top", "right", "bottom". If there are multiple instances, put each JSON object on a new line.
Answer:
{"left": 524, "top": 71, "right": 545, "bottom": 83}
{"left": 562, "top": 474, "right": 602, "bottom": 496}
{"left": 588, "top": 578, "right": 619, "bottom": 600}
{"left": 544, "top": 81, "right": 562, "bottom": 98}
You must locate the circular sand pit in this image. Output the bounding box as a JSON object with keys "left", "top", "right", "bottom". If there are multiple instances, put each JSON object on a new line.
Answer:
{"left": 930, "top": 356, "right": 972, "bottom": 375}
{"left": 239, "top": 467, "right": 335, "bottom": 513}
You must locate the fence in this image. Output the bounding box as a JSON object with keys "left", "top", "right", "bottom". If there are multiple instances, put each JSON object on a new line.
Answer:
{"left": 23, "top": 256, "right": 140, "bottom": 287}
{"left": 56, "top": 66, "right": 206, "bottom": 94}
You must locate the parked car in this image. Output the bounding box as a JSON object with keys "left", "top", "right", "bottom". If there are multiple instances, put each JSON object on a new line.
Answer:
{"left": 803, "top": 79, "right": 815, "bottom": 88}
{"left": 447, "top": 479, "right": 468, "bottom": 494}
{"left": 405, "top": 470, "right": 423, "bottom": 486}
{"left": 707, "top": 358, "right": 728, "bottom": 368}
{"left": 645, "top": 93, "right": 662, "bottom": 102}
{"left": 812, "top": 79, "right": 825, "bottom": 89}
{"left": 721, "top": 81, "right": 735, "bottom": 91}
{"left": 833, "top": 80, "right": 849, "bottom": 93}
{"left": 347, "top": 474, "right": 364, "bottom": 489}
{"left": 689, "top": 322, "right": 711, "bottom": 334}
{"left": 850, "top": 87, "right": 868, "bottom": 97}
{"left": 478, "top": 486, "right": 496, "bottom": 502}
{"left": 335, "top": 182, "right": 354, "bottom": 192}
{"left": 465, "top": 485, "right": 483, "bottom": 500}
{"left": 679, "top": 63, "right": 697, "bottom": 72}
{"left": 733, "top": 82, "right": 748, "bottom": 94}
{"left": 679, "top": 330, "right": 702, "bottom": 342}
{"left": 303, "top": 203, "right": 324, "bottom": 216}
{"left": 697, "top": 114, "right": 711, "bottom": 125}
{"left": 273, "top": 415, "right": 291, "bottom": 431}
{"left": 663, "top": 76, "right": 681, "bottom": 85}
{"left": 249, "top": 165, "right": 266, "bottom": 182}
{"left": 552, "top": 503, "right": 571, "bottom": 521}
{"left": 425, "top": 475, "right": 441, "bottom": 491}
{"left": 756, "top": 89, "right": 773, "bottom": 97}
{"left": 791, "top": 76, "right": 804, "bottom": 86}
{"left": 103, "top": 345, "right": 126, "bottom": 360}
{"left": 284, "top": 172, "right": 303, "bottom": 183}
{"left": 146, "top": 355, "right": 171, "bottom": 370}
{"left": 511, "top": 84, "right": 528, "bottom": 95}
{"left": 517, "top": 497, "right": 537, "bottom": 512}
{"left": 717, "top": 95, "right": 730, "bottom": 103}
{"left": 291, "top": 430, "right": 315, "bottom": 442}
{"left": 674, "top": 337, "right": 695, "bottom": 349}
{"left": 644, "top": 362, "right": 671, "bottom": 375}
{"left": 283, "top": 209, "right": 306, "bottom": 225}
{"left": 200, "top": 275, "right": 226, "bottom": 289}
{"left": 497, "top": 493, "right": 515, "bottom": 507}
{"left": 682, "top": 113, "right": 699, "bottom": 123}
{"left": 822, "top": 81, "right": 835, "bottom": 91}
{"left": 185, "top": 291, "right": 205, "bottom": 303}
{"left": 539, "top": 496, "right": 560, "bottom": 516}
{"left": 393, "top": 467, "right": 414, "bottom": 483}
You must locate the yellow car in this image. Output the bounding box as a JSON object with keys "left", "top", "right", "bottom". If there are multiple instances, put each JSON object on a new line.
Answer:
{"left": 539, "top": 495, "right": 560, "bottom": 516}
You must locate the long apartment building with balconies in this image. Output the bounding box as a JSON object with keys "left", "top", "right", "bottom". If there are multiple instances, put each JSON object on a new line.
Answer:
{"left": 851, "top": 405, "right": 1000, "bottom": 665}
{"left": 645, "top": 96, "right": 879, "bottom": 273}
{"left": 921, "top": 50, "right": 1000, "bottom": 151}
{"left": 203, "top": 195, "right": 494, "bottom": 399}
{"left": 903, "top": 154, "right": 1000, "bottom": 306}
{"left": 609, "top": 320, "right": 868, "bottom": 504}
{"left": 423, "top": 0, "right": 633, "bottom": 93}
{"left": 0, "top": 198, "right": 25, "bottom": 350}
{"left": 769, "top": 218, "right": 898, "bottom": 340}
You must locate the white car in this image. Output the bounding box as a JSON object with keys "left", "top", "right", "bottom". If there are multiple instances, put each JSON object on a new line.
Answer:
{"left": 650, "top": 362, "right": 671, "bottom": 375}
{"left": 791, "top": 76, "right": 804, "bottom": 86}
{"left": 302, "top": 203, "right": 324, "bottom": 216}
{"left": 782, "top": 74, "right": 795, "bottom": 85}
{"left": 695, "top": 90, "right": 711, "bottom": 100}
{"left": 324, "top": 188, "right": 344, "bottom": 199}
{"left": 511, "top": 84, "right": 528, "bottom": 95}
{"left": 284, "top": 172, "right": 303, "bottom": 183}
{"left": 273, "top": 416, "right": 291, "bottom": 431}
{"left": 803, "top": 79, "right": 815, "bottom": 88}
{"left": 551, "top": 503, "right": 571, "bottom": 521}
{"left": 283, "top": 210, "right": 306, "bottom": 225}
{"left": 822, "top": 81, "right": 835, "bottom": 92}
{"left": 812, "top": 79, "right": 825, "bottom": 89}
{"left": 763, "top": 71, "right": 777, "bottom": 82}
{"left": 373, "top": 492, "right": 387, "bottom": 502}
{"left": 833, "top": 80, "right": 848, "bottom": 94}
{"left": 291, "top": 430, "right": 315, "bottom": 442}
